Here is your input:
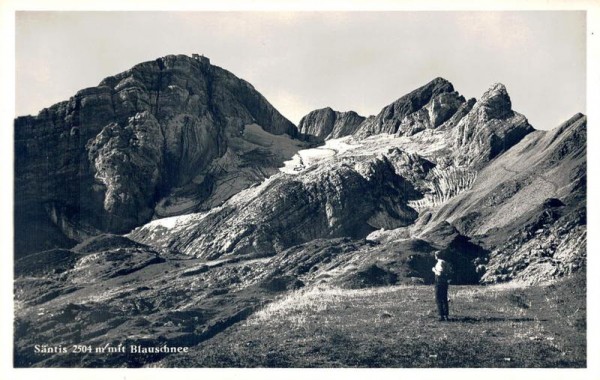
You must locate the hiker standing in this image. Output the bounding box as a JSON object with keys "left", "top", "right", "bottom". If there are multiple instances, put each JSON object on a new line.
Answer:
{"left": 432, "top": 251, "right": 453, "bottom": 321}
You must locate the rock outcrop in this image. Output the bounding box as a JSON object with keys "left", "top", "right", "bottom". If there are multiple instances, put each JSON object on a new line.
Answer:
{"left": 129, "top": 154, "right": 421, "bottom": 259}
{"left": 298, "top": 107, "right": 365, "bottom": 140}
{"left": 354, "top": 77, "right": 464, "bottom": 136}
{"left": 451, "top": 83, "right": 534, "bottom": 169}
{"left": 14, "top": 54, "right": 302, "bottom": 256}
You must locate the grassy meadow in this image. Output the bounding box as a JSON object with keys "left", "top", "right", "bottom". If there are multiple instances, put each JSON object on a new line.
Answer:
{"left": 162, "top": 273, "right": 585, "bottom": 368}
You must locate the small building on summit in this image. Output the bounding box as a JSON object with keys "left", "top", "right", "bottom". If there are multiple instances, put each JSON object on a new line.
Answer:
{"left": 192, "top": 54, "right": 210, "bottom": 65}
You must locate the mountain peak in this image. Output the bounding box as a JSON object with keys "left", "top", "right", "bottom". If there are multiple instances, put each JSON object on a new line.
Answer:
{"left": 353, "top": 77, "right": 459, "bottom": 137}
{"left": 14, "top": 52, "right": 299, "bottom": 254}
{"left": 478, "top": 82, "right": 513, "bottom": 120}
{"left": 157, "top": 53, "right": 212, "bottom": 66}
{"left": 482, "top": 82, "right": 508, "bottom": 97}
{"left": 429, "top": 77, "right": 454, "bottom": 88}
{"left": 298, "top": 107, "right": 365, "bottom": 140}
{"left": 421, "top": 77, "right": 455, "bottom": 95}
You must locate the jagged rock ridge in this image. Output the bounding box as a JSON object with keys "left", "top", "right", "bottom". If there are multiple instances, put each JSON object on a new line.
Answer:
{"left": 298, "top": 78, "right": 469, "bottom": 140}
{"left": 298, "top": 78, "right": 534, "bottom": 172}
{"left": 355, "top": 77, "right": 463, "bottom": 137}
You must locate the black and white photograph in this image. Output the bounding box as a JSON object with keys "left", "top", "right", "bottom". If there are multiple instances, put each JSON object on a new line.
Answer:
{"left": 3, "top": 1, "right": 599, "bottom": 378}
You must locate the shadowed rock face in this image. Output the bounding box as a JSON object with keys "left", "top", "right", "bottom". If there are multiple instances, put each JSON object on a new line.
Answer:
{"left": 299, "top": 80, "right": 533, "bottom": 170}
{"left": 14, "top": 54, "right": 300, "bottom": 256}
{"left": 354, "top": 77, "right": 459, "bottom": 136}
{"left": 298, "top": 107, "right": 366, "bottom": 140}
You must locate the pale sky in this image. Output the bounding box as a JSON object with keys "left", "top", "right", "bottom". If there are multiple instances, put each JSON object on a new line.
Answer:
{"left": 16, "top": 11, "right": 585, "bottom": 130}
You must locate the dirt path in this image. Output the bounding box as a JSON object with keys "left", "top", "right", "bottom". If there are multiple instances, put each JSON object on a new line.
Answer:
{"left": 499, "top": 163, "right": 559, "bottom": 193}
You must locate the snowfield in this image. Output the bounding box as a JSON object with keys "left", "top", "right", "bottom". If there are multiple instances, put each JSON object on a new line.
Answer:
{"left": 280, "top": 136, "right": 361, "bottom": 174}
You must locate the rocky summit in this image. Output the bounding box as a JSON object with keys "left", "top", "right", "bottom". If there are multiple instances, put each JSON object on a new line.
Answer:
{"left": 15, "top": 54, "right": 303, "bottom": 256}
{"left": 298, "top": 107, "right": 366, "bottom": 141}
{"left": 13, "top": 54, "right": 586, "bottom": 368}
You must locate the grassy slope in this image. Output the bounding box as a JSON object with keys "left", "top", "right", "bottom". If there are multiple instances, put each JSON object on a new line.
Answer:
{"left": 162, "top": 273, "right": 585, "bottom": 368}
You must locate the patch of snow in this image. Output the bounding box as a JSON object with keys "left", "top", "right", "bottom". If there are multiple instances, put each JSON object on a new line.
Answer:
{"left": 145, "top": 215, "right": 182, "bottom": 229}
{"left": 323, "top": 136, "right": 361, "bottom": 154}
{"left": 280, "top": 154, "right": 304, "bottom": 174}
{"left": 279, "top": 136, "right": 361, "bottom": 174}
{"left": 136, "top": 212, "right": 207, "bottom": 236}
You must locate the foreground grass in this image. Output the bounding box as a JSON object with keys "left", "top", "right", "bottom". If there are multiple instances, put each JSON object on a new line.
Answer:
{"left": 164, "top": 274, "right": 585, "bottom": 368}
